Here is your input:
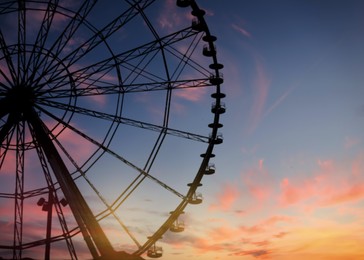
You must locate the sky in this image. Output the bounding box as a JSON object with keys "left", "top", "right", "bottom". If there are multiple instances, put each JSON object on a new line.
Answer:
{"left": 1, "top": 0, "right": 364, "bottom": 259}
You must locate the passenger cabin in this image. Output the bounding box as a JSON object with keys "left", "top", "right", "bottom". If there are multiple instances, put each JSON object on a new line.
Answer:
{"left": 210, "top": 132, "right": 223, "bottom": 144}
{"left": 170, "top": 220, "right": 185, "bottom": 233}
{"left": 205, "top": 163, "right": 216, "bottom": 175}
{"left": 147, "top": 244, "right": 163, "bottom": 258}
{"left": 187, "top": 183, "right": 203, "bottom": 204}
{"left": 209, "top": 73, "right": 224, "bottom": 85}
{"left": 189, "top": 192, "right": 203, "bottom": 204}
{"left": 203, "top": 44, "right": 216, "bottom": 57}
{"left": 211, "top": 102, "right": 226, "bottom": 114}
{"left": 191, "top": 18, "right": 204, "bottom": 32}
{"left": 169, "top": 211, "right": 185, "bottom": 232}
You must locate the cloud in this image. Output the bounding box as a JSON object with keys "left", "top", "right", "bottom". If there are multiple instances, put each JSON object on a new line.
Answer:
{"left": 246, "top": 54, "right": 271, "bottom": 135}
{"left": 263, "top": 85, "right": 295, "bottom": 118}
{"left": 174, "top": 87, "right": 207, "bottom": 103}
{"left": 232, "top": 23, "right": 252, "bottom": 38}
{"left": 156, "top": 0, "right": 188, "bottom": 32}
{"left": 278, "top": 154, "right": 364, "bottom": 209}
{"left": 243, "top": 159, "right": 272, "bottom": 206}
{"left": 232, "top": 249, "right": 272, "bottom": 258}
{"left": 239, "top": 215, "right": 294, "bottom": 235}
{"left": 209, "top": 183, "right": 239, "bottom": 211}
{"left": 320, "top": 183, "right": 364, "bottom": 206}
{"left": 46, "top": 121, "right": 97, "bottom": 165}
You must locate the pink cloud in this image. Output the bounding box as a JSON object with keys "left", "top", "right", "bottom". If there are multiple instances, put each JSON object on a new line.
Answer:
{"left": 44, "top": 121, "right": 97, "bottom": 164}
{"left": 240, "top": 215, "right": 294, "bottom": 235}
{"left": 157, "top": 0, "right": 186, "bottom": 32}
{"left": 243, "top": 159, "right": 272, "bottom": 205}
{"left": 278, "top": 154, "right": 364, "bottom": 209}
{"left": 1, "top": 150, "right": 15, "bottom": 175}
{"left": 279, "top": 178, "right": 311, "bottom": 206}
{"left": 174, "top": 87, "right": 207, "bottom": 102}
{"left": 320, "top": 183, "right": 364, "bottom": 206}
{"left": 209, "top": 183, "right": 239, "bottom": 211}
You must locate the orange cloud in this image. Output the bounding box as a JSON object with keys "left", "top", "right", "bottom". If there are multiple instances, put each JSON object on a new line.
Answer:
{"left": 278, "top": 154, "right": 364, "bottom": 209}
{"left": 320, "top": 183, "right": 364, "bottom": 206}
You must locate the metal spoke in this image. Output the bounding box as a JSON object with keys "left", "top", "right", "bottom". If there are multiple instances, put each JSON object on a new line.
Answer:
{"left": 0, "top": 2, "right": 17, "bottom": 15}
{"left": 0, "top": 30, "right": 17, "bottom": 85}
{"left": 28, "top": 122, "right": 78, "bottom": 260}
{"left": 30, "top": 0, "right": 98, "bottom": 89}
{"left": 36, "top": 99, "right": 210, "bottom": 143}
{"left": 36, "top": 0, "right": 156, "bottom": 89}
{"left": 0, "top": 117, "right": 15, "bottom": 172}
{"left": 38, "top": 78, "right": 210, "bottom": 98}
{"left": 17, "top": 0, "right": 26, "bottom": 84}
{"left": 36, "top": 105, "right": 186, "bottom": 200}
{"left": 25, "top": 0, "right": 59, "bottom": 85}
{"left": 13, "top": 120, "right": 25, "bottom": 259}
{"left": 34, "top": 26, "right": 199, "bottom": 93}
{"left": 49, "top": 129, "right": 142, "bottom": 249}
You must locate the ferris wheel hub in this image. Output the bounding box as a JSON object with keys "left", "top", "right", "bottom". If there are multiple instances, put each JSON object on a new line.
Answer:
{"left": 6, "top": 85, "right": 35, "bottom": 117}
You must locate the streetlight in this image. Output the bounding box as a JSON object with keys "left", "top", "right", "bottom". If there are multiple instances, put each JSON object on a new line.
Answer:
{"left": 37, "top": 191, "right": 68, "bottom": 260}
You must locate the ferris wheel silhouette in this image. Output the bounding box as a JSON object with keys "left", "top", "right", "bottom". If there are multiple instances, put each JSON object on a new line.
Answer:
{"left": 0, "top": 0, "right": 224, "bottom": 259}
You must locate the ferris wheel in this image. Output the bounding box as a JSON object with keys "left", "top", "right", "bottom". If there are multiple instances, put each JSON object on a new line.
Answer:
{"left": 0, "top": 0, "right": 225, "bottom": 259}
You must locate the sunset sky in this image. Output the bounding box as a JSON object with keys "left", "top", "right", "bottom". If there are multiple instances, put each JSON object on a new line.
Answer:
{"left": 1, "top": 0, "right": 364, "bottom": 259}
{"left": 178, "top": 0, "right": 364, "bottom": 259}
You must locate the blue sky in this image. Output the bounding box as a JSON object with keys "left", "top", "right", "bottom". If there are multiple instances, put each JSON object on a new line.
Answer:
{"left": 1, "top": 1, "right": 364, "bottom": 259}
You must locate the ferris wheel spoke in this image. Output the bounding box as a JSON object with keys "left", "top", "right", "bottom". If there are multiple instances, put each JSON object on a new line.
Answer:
{"left": 37, "top": 100, "right": 210, "bottom": 143}
{"left": 0, "top": 2, "right": 16, "bottom": 14}
{"left": 39, "top": 78, "right": 210, "bottom": 99}
{"left": 35, "top": 0, "right": 156, "bottom": 89}
{"left": 0, "top": 97, "right": 11, "bottom": 119}
{"left": 25, "top": 0, "right": 60, "bottom": 85}
{"left": 166, "top": 37, "right": 211, "bottom": 80}
{"left": 31, "top": 0, "right": 98, "bottom": 89}
{"left": 13, "top": 120, "right": 26, "bottom": 259}
{"left": 49, "top": 130, "right": 143, "bottom": 249}
{"left": 0, "top": 30, "right": 17, "bottom": 85}
{"left": 17, "top": 0, "right": 26, "bottom": 83}
{"left": 62, "top": 0, "right": 156, "bottom": 67}
{"left": 35, "top": 105, "right": 186, "bottom": 201}
{"left": 0, "top": 119, "right": 15, "bottom": 172}
{"left": 28, "top": 124, "right": 78, "bottom": 259}
{"left": 34, "top": 26, "right": 199, "bottom": 93}
{"left": 0, "top": 113, "right": 15, "bottom": 146}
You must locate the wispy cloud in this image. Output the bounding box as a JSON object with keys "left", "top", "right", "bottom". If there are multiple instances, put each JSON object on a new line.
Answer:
{"left": 263, "top": 85, "right": 295, "bottom": 118}
{"left": 232, "top": 23, "right": 252, "bottom": 38}
{"left": 174, "top": 87, "right": 207, "bottom": 103}
{"left": 246, "top": 54, "right": 271, "bottom": 135}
